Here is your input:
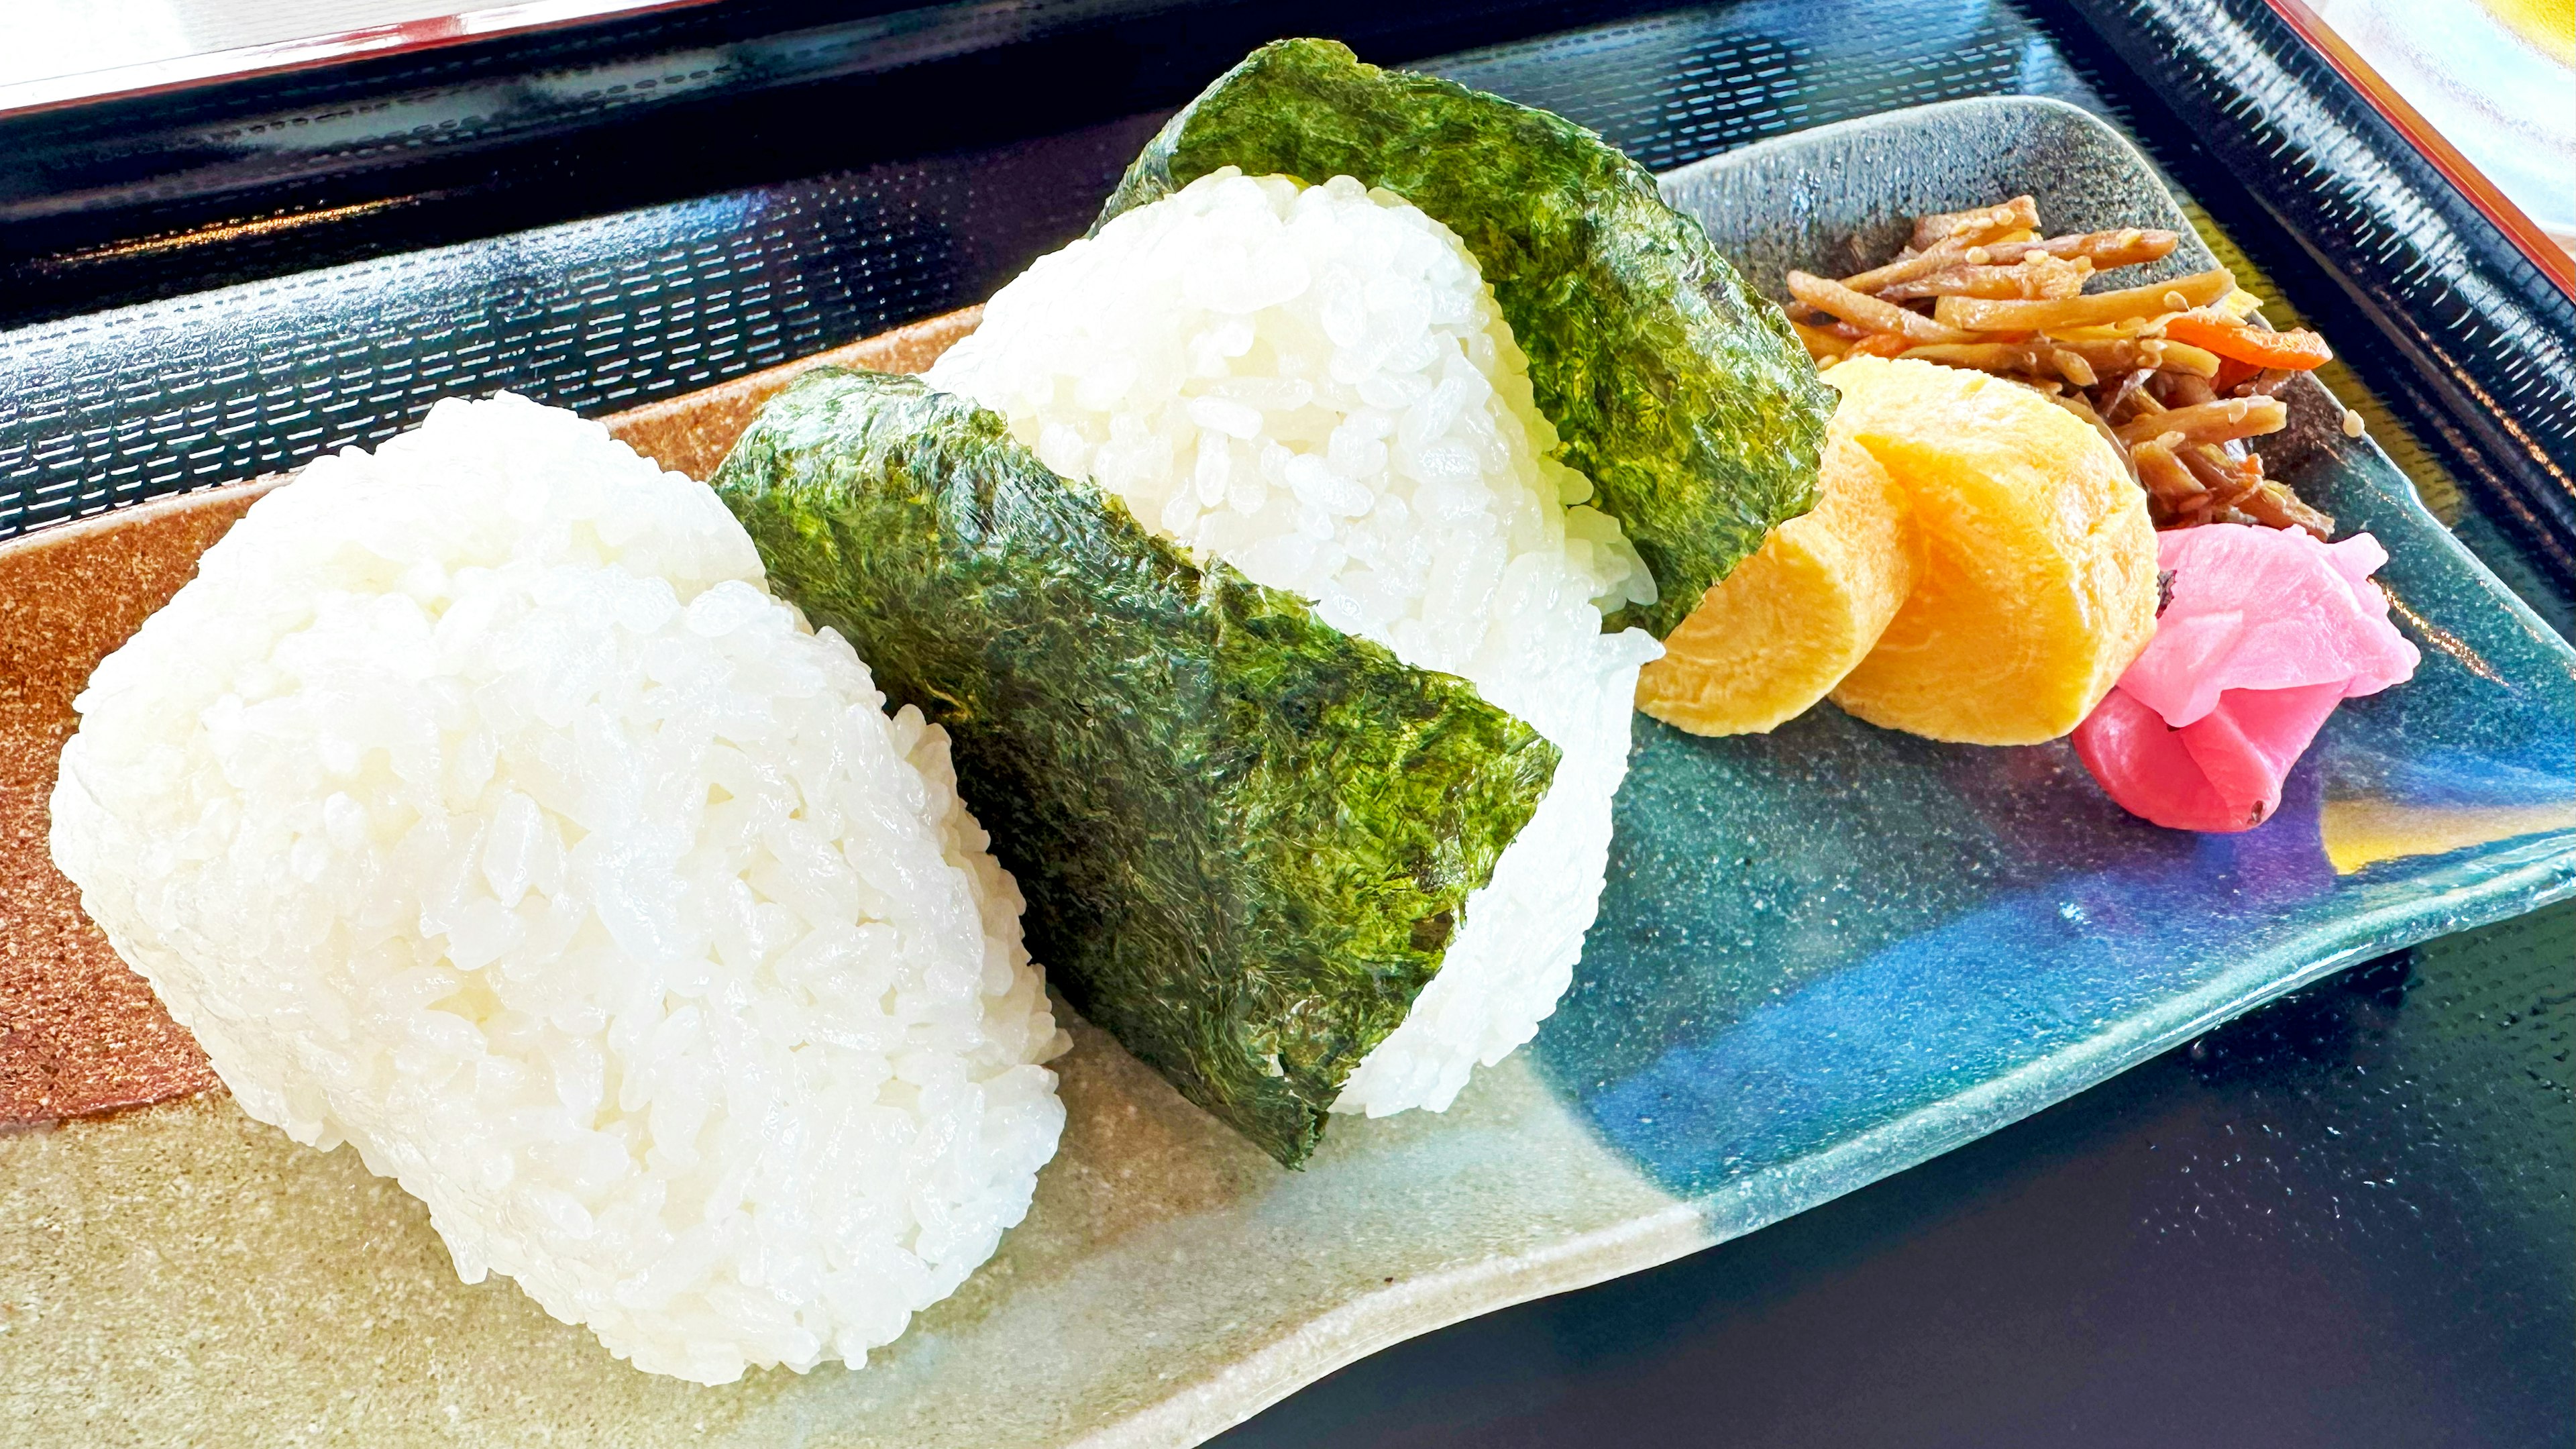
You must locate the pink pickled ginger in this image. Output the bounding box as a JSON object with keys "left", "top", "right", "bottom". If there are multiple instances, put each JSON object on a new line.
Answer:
{"left": 2074, "top": 525, "right": 2419, "bottom": 832}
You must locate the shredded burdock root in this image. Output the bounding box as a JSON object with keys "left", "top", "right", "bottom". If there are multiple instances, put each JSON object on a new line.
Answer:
{"left": 1790, "top": 196, "right": 2341, "bottom": 537}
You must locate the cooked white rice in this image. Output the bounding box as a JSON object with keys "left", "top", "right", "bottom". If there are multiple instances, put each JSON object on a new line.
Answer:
{"left": 48, "top": 394, "right": 1068, "bottom": 1385}
{"left": 926, "top": 168, "right": 1660, "bottom": 1117}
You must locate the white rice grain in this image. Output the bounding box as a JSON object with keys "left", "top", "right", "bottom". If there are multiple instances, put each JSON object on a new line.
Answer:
{"left": 49, "top": 394, "right": 1068, "bottom": 1385}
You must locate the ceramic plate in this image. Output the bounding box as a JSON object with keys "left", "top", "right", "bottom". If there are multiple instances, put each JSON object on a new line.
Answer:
{"left": 2, "top": 96, "right": 2571, "bottom": 1448}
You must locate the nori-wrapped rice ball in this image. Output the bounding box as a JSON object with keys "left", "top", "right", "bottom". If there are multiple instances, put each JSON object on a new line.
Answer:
{"left": 1097, "top": 37, "right": 1834, "bottom": 639}
{"left": 718, "top": 370, "right": 1560, "bottom": 1167}
{"left": 722, "top": 40, "right": 1834, "bottom": 1167}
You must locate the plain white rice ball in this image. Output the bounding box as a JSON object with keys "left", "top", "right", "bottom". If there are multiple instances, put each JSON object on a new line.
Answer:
{"left": 928, "top": 168, "right": 1661, "bottom": 1117}
{"left": 49, "top": 394, "right": 1068, "bottom": 1385}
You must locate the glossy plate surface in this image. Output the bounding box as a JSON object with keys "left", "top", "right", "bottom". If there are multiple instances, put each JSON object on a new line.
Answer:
{"left": 1, "top": 97, "right": 2570, "bottom": 1447}
{"left": 1594, "top": 93, "right": 2576, "bottom": 1203}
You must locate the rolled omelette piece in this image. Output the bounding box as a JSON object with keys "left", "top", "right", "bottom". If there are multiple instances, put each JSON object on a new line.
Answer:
{"left": 717, "top": 370, "right": 1564, "bottom": 1168}
{"left": 1821, "top": 356, "right": 2160, "bottom": 745}
{"left": 1635, "top": 427, "right": 1916, "bottom": 735}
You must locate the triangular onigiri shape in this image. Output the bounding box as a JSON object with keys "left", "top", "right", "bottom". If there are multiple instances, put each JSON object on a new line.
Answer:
{"left": 1095, "top": 37, "right": 1834, "bottom": 639}
{"left": 50, "top": 393, "right": 1069, "bottom": 1384}
{"left": 716, "top": 370, "right": 1560, "bottom": 1168}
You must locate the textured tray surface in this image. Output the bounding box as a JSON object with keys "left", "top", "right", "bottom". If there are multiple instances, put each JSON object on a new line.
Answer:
{"left": 1, "top": 1, "right": 2139, "bottom": 541}
{"left": 0, "top": 112, "right": 1150, "bottom": 537}
{"left": 2, "top": 95, "right": 2569, "bottom": 1448}
{"left": 2065, "top": 0, "right": 2576, "bottom": 581}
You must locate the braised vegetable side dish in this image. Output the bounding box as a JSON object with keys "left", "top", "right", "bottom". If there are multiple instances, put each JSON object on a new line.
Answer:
{"left": 1784, "top": 196, "right": 2344, "bottom": 538}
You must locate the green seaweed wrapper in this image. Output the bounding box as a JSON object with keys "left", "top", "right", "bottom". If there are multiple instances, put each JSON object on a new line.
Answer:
{"left": 716, "top": 369, "right": 1560, "bottom": 1167}
{"left": 1096, "top": 37, "right": 1834, "bottom": 639}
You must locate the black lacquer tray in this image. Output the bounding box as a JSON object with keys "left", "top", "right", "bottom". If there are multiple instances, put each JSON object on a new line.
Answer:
{"left": 2, "top": 3, "right": 2568, "bottom": 1445}
{"left": 3, "top": 0, "right": 2571, "bottom": 606}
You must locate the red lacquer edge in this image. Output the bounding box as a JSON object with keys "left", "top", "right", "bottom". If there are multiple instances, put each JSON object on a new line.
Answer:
{"left": 0, "top": 0, "right": 721, "bottom": 119}
{"left": 2263, "top": 0, "right": 2576, "bottom": 299}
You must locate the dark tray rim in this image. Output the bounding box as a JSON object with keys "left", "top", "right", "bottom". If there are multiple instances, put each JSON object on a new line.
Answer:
{"left": 2259, "top": 0, "right": 2573, "bottom": 299}
{"left": 2, "top": 0, "right": 2569, "bottom": 604}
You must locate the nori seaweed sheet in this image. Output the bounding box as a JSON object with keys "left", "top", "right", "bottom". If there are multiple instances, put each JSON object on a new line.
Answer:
{"left": 715, "top": 369, "right": 1561, "bottom": 1167}
{"left": 1095, "top": 37, "right": 1835, "bottom": 639}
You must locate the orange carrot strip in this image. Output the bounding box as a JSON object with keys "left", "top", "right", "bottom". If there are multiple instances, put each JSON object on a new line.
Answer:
{"left": 2159, "top": 313, "right": 2333, "bottom": 370}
